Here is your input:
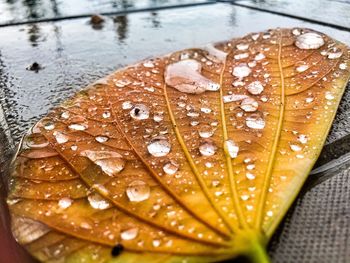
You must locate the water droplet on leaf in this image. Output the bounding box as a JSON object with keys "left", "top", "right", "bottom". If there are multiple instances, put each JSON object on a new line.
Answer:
{"left": 121, "top": 228, "right": 139, "bottom": 240}
{"left": 122, "top": 101, "right": 133, "bottom": 110}
{"left": 295, "top": 32, "right": 324, "bottom": 49}
{"left": 53, "top": 131, "right": 69, "bottom": 144}
{"left": 327, "top": 47, "right": 343, "bottom": 59}
{"left": 236, "top": 43, "right": 249, "bottom": 50}
{"left": 130, "top": 104, "right": 150, "bottom": 120}
{"left": 88, "top": 193, "right": 110, "bottom": 210}
{"left": 246, "top": 115, "right": 265, "bottom": 129}
{"left": 163, "top": 160, "right": 179, "bottom": 175}
{"left": 203, "top": 44, "right": 228, "bottom": 62}
{"left": 223, "top": 94, "right": 248, "bottom": 103}
{"left": 254, "top": 53, "right": 265, "bottom": 61}
{"left": 224, "top": 140, "right": 239, "bottom": 158}
{"left": 61, "top": 112, "right": 70, "bottom": 119}
{"left": 199, "top": 141, "right": 217, "bottom": 156}
{"left": 232, "top": 64, "right": 251, "bottom": 78}
{"left": 198, "top": 124, "right": 214, "bottom": 138}
{"left": 290, "top": 144, "right": 302, "bottom": 152}
{"left": 325, "top": 92, "right": 334, "bottom": 100}
{"left": 240, "top": 97, "right": 258, "bottom": 112}
{"left": 58, "top": 197, "right": 73, "bottom": 209}
{"left": 296, "top": 62, "right": 309, "bottom": 72}
{"left": 81, "top": 150, "right": 125, "bottom": 176}
{"left": 165, "top": 59, "right": 220, "bottom": 94}
{"left": 126, "top": 180, "right": 150, "bottom": 202}
{"left": 44, "top": 122, "right": 55, "bottom": 130}
{"left": 147, "top": 136, "right": 171, "bottom": 157}
{"left": 247, "top": 81, "right": 264, "bottom": 95}
{"left": 297, "top": 134, "right": 308, "bottom": 144}
{"left": 95, "top": 136, "right": 109, "bottom": 143}
{"left": 69, "top": 123, "right": 87, "bottom": 131}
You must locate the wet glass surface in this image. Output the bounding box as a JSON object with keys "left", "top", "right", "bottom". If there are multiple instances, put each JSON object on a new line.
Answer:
{"left": 0, "top": 3, "right": 349, "bottom": 145}
{"left": 0, "top": 2, "right": 350, "bottom": 262}
{"left": 231, "top": 0, "right": 350, "bottom": 30}
{"left": 0, "top": 0, "right": 211, "bottom": 24}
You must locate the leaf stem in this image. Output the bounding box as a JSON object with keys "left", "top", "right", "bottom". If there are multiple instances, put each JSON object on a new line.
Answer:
{"left": 234, "top": 230, "right": 271, "bottom": 263}
{"left": 247, "top": 241, "right": 270, "bottom": 263}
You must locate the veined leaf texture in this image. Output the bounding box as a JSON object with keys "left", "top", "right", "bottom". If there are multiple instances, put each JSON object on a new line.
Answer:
{"left": 6, "top": 28, "right": 350, "bottom": 263}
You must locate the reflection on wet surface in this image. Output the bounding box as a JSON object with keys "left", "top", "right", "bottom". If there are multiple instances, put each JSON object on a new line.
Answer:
{"left": 0, "top": 4, "right": 349, "bottom": 145}
{"left": 0, "top": 0, "right": 212, "bottom": 24}
{"left": 233, "top": 0, "right": 350, "bottom": 30}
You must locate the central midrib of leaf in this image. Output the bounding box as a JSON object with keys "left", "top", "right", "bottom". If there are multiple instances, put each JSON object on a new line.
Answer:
{"left": 219, "top": 48, "right": 250, "bottom": 231}
{"left": 254, "top": 30, "right": 286, "bottom": 231}
{"left": 163, "top": 83, "right": 237, "bottom": 235}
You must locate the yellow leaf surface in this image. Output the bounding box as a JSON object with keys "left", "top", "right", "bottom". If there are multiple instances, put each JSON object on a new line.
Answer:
{"left": 7, "top": 28, "right": 350, "bottom": 262}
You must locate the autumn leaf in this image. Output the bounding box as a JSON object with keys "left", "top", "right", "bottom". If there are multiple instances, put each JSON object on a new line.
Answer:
{"left": 6, "top": 28, "right": 350, "bottom": 263}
